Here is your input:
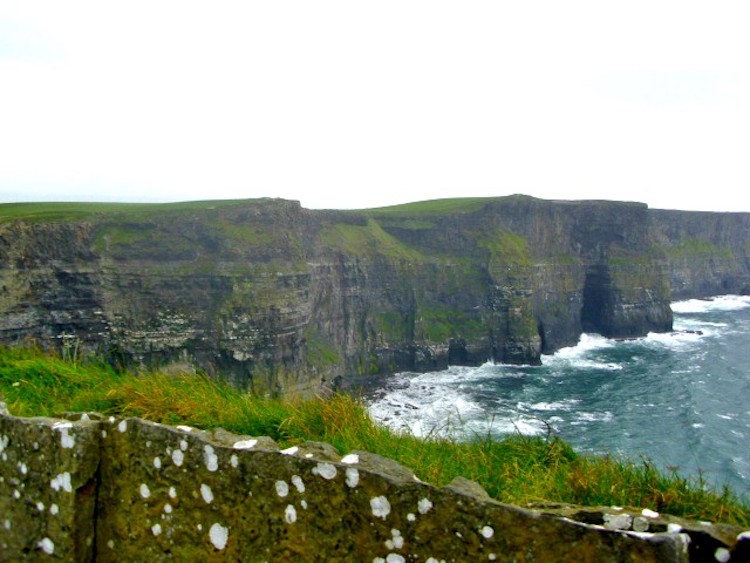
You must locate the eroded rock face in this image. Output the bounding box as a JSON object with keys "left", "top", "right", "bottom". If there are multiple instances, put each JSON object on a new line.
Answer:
{"left": 5, "top": 411, "right": 749, "bottom": 561}
{"left": 1, "top": 197, "right": 747, "bottom": 394}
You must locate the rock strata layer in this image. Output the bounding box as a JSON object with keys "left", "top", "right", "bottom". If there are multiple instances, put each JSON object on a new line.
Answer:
{"left": 1, "top": 197, "right": 748, "bottom": 394}
{"left": 3, "top": 410, "right": 748, "bottom": 561}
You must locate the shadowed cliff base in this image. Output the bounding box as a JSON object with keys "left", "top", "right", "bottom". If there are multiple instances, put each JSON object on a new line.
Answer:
{"left": 1, "top": 196, "right": 748, "bottom": 395}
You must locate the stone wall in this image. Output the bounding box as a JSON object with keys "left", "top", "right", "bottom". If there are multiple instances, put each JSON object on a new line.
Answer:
{"left": 2, "top": 409, "right": 748, "bottom": 561}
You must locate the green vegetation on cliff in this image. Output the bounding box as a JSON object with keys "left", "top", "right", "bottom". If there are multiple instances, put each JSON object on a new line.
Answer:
{"left": 1, "top": 345, "right": 747, "bottom": 526}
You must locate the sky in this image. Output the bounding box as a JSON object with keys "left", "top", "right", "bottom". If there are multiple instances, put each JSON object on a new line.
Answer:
{"left": 1, "top": 1, "right": 749, "bottom": 212}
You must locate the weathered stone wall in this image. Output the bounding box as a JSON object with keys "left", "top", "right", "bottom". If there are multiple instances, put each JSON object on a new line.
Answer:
{"left": 2, "top": 410, "right": 748, "bottom": 561}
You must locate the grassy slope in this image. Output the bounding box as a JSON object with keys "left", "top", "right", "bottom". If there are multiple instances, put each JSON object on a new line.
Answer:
{"left": 1, "top": 345, "right": 747, "bottom": 526}
{"left": 0, "top": 199, "right": 266, "bottom": 223}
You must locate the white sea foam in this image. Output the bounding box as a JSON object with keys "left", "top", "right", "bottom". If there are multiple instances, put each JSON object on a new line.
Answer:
{"left": 544, "top": 333, "right": 613, "bottom": 362}
{"left": 671, "top": 295, "right": 750, "bottom": 314}
{"left": 517, "top": 399, "right": 580, "bottom": 412}
{"left": 366, "top": 364, "right": 548, "bottom": 438}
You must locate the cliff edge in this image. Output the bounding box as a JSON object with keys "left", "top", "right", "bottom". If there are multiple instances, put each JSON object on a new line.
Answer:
{"left": 1, "top": 196, "right": 747, "bottom": 395}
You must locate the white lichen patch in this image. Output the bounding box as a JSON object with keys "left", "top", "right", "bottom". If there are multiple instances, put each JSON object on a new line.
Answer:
{"left": 230, "top": 454, "right": 238, "bottom": 468}
{"left": 233, "top": 439, "right": 258, "bottom": 450}
{"left": 714, "top": 547, "right": 731, "bottom": 562}
{"left": 305, "top": 453, "right": 314, "bottom": 458}
{"left": 301, "top": 500, "right": 308, "bottom": 509}
{"left": 168, "top": 486, "right": 177, "bottom": 499}
{"left": 291, "top": 475, "right": 305, "bottom": 493}
{"left": 118, "top": 420, "right": 127, "bottom": 433}
{"left": 101, "top": 430, "right": 108, "bottom": 439}
{"left": 13, "top": 489, "right": 20, "bottom": 499}
{"left": 385, "top": 529, "right": 404, "bottom": 550}
{"left": 641, "top": 508, "right": 659, "bottom": 518}
{"left": 209, "top": 523, "right": 228, "bottom": 550}
{"left": 385, "top": 555, "right": 405, "bottom": 563}
{"left": 0, "top": 434, "right": 9, "bottom": 453}
{"left": 180, "top": 439, "right": 188, "bottom": 452}
{"left": 312, "top": 462, "right": 337, "bottom": 480}
{"left": 36, "top": 501, "right": 44, "bottom": 511}
{"left": 18, "top": 462, "right": 27, "bottom": 475}
{"left": 37, "top": 537, "right": 54, "bottom": 555}
{"left": 603, "top": 513, "right": 632, "bottom": 531}
{"left": 152, "top": 523, "right": 162, "bottom": 536}
{"left": 407, "top": 513, "right": 416, "bottom": 522}
{"left": 275, "top": 480, "right": 290, "bottom": 498}
{"left": 172, "top": 450, "right": 184, "bottom": 467}
{"left": 53, "top": 422, "right": 75, "bottom": 449}
{"left": 50, "top": 472, "right": 72, "bottom": 493}
{"left": 164, "top": 503, "right": 173, "bottom": 514}
{"left": 345, "top": 467, "right": 359, "bottom": 488}
{"left": 153, "top": 457, "right": 162, "bottom": 469}
{"left": 281, "top": 446, "right": 299, "bottom": 456}
{"left": 203, "top": 445, "right": 218, "bottom": 472}
{"left": 418, "top": 498, "right": 433, "bottom": 515}
{"left": 3, "top": 519, "right": 10, "bottom": 530}
{"left": 140, "top": 483, "right": 151, "bottom": 499}
{"left": 61, "top": 430, "right": 74, "bottom": 448}
{"left": 480, "top": 525, "right": 494, "bottom": 539}
{"left": 107, "top": 540, "right": 114, "bottom": 549}
{"left": 284, "top": 504, "right": 297, "bottom": 524}
{"left": 341, "top": 453, "right": 359, "bottom": 464}
{"left": 176, "top": 425, "right": 193, "bottom": 433}
{"left": 201, "top": 484, "right": 214, "bottom": 504}
{"left": 371, "top": 496, "right": 391, "bottom": 520}
{"left": 738, "top": 530, "right": 750, "bottom": 541}
{"left": 50, "top": 504, "right": 59, "bottom": 516}
{"left": 667, "top": 523, "right": 683, "bottom": 533}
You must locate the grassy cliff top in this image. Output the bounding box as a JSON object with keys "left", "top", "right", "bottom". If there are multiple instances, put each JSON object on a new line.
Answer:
{"left": 0, "top": 199, "right": 278, "bottom": 223}
{"left": 0, "top": 195, "right": 656, "bottom": 225}
{"left": 1, "top": 344, "right": 748, "bottom": 526}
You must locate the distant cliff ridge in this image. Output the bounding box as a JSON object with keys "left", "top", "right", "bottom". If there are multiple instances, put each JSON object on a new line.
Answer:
{"left": 1, "top": 197, "right": 748, "bottom": 395}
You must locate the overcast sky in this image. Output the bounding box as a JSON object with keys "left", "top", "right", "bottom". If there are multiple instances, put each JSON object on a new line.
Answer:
{"left": 1, "top": 1, "right": 749, "bottom": 212}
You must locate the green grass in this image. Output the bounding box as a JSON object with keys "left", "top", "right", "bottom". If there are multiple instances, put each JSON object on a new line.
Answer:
{"left": 363, "top": 197, "right": 498, "bottom": 218}
{"left": 1, "top": 344, "right": 748, "bottom": 526}
{"left": 0, "top": 199, "right": 265, "bottom": 223}
{"left": 321, "top": 219, "right": 426, "bottom": 260}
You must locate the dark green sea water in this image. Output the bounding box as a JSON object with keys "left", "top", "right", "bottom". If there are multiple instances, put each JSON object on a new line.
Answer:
{"left": 367, "top": 295, "right": 750, "bottom": 496}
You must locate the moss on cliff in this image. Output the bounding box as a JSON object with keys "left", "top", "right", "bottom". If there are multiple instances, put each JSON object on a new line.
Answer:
{"left": 481, "top": 228, "right": 533, "bottom": 268}
{"left": 320, "top": 218, "right": 426, "bottom": 261}
{"left": 664, "top": 238, "right": 734, "bottom": 260}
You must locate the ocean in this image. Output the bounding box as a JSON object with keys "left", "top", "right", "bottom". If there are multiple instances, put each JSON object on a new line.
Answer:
{"left": 366, "top": 295, "right": 750, "bottom": 497}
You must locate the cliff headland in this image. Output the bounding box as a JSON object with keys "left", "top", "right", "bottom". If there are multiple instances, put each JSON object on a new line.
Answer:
{"left": 1, "top": 196, "right": 748, "bottom": 395}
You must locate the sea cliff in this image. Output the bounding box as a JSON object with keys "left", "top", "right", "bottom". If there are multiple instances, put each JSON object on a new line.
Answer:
{"left": 1, "top": 196, "right": 748, "bottom": 395}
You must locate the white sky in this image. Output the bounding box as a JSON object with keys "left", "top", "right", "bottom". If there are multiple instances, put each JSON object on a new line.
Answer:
{"left": 1, "top": 1, "right": 749, "bottom": 212}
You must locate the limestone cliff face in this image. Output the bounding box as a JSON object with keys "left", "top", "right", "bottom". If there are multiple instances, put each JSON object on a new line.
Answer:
{"left": 648, "top": 209, "right": 750, "bottom": 299}
{"left": 0, "top": 197, "right": 746, "bottom": 395}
